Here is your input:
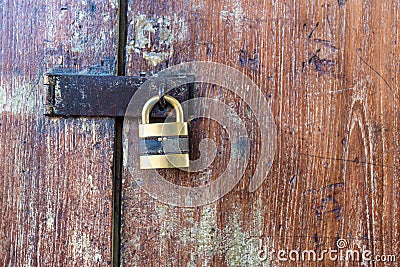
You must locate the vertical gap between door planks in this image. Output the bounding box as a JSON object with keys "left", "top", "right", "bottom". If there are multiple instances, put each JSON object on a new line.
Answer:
{"left": 112, "top": 0, "right": 128, "bottom": 266}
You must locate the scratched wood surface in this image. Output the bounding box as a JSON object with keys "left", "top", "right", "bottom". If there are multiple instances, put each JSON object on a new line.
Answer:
{"left": 0, "top": 1, "right": 117, "bottom": 266}
{"left": 122, "top": 0, "right": 399, "bottom": 266}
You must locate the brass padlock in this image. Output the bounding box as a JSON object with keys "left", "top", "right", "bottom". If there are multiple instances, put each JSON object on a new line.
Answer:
{"left": 139, "top": 95, "right": 189, "bottom": 169}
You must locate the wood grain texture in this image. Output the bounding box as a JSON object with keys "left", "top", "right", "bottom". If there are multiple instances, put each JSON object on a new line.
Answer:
{"left": 122, "top": 0, "right": 399, "bottom": 266}
{"left": 0, "top": 0, "right": 117, "bottom": 266}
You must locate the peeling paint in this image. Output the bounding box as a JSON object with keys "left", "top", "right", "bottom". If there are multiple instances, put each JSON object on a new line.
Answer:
{"left": 0, "top": 73, "right": 42, "bottom": 115}
{"left": 142, "top": 51, "right": 173, "bottom": 67}
{"left": 132, "top": 14, "right": 156, "bottom": 49}
{"left": 71, "top": 231, "right": 102, "bottom": 264}
{"left": 173, "top": 13, "right": 188, "bottom": 42}
{"left": 196, "top": 205, "right": 218, "bottom": 265}
{"left": 45, "top": 207, "right": 55, "bottom": 231}
{"left": 187, "top": 204, "right": 218, "bottom": 267}
{"left": 109, "top": 0, "right": 118, "bottom": 9}
{"left": 70, "top": 10, "right": 90, "bottom": 53}
{"left": 0, "top": 88, "right": 7, "bottom": 109}
{"left": 127, "top": 14, "right": 187, "bottom": 67}
{"left": 222, "top": 212, "right": 268, "bottom": 266}
{"left": 87, "top": 174, "right": 97, "bottom": 192}
{"left": 69, "top": 9, "right": 110, "bottom": 54}
{"left": 220, "top": 0, "right": 246, "bottom": 40}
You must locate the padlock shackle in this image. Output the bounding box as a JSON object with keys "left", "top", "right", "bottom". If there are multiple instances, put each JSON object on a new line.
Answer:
{"left": 141, "top": 95, "right": 184, "bottom": 124}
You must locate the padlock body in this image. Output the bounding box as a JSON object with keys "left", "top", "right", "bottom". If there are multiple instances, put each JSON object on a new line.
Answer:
{"left": 139, "top": 136, "right": 189, "bottom": 155}
{"left": 139, "top": 121, "right": 189, "bottom": 169}
{"left": 139, "top": 122, "right": 188, "bottom": 138}
{"left": 140, "top": 154, "right": 189, "bottom": 169}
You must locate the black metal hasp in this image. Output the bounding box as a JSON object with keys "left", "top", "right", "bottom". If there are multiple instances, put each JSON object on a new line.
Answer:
{"left": 44, "top": 73, "right": 194, "bottom": 117}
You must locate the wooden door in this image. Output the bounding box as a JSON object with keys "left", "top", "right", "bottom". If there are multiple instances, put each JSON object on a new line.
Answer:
{"left": 1, "top": 0, "right": 399, "bottom": 266}
{"left": 0, "top": 1, "right": 117, "bottom": 266}
{"left": 121, "top": 0, "right": 399, "bottom": 266}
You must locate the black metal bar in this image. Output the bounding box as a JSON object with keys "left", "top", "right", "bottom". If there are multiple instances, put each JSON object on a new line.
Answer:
{"left": 44, "top": 74, "right": 144, "bottom": 117}
{"left": 44, "top": 73, "right": 192, "bottom": 117}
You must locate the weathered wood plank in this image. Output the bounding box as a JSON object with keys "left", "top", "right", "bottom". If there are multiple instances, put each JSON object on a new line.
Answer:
{"left": 0, "top": 0, "right": 118, "bottom": 266}
{"left": 121, "top": 0, "right": 400, "bottom": 266}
